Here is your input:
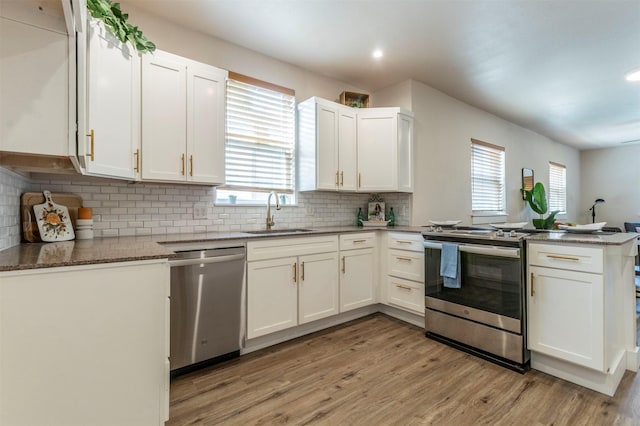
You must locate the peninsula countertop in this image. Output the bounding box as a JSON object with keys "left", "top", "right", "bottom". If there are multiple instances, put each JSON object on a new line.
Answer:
{"left": 0, "top": 226, "right": 424, "bottom": 272}
{"left": 525, "top": 230, "right": 639, "bottom": 246}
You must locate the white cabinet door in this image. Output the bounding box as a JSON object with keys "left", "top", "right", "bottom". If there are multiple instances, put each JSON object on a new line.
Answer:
{"left": 340, "top": 248, "right": 375, "bottom": 312}
{"left": 357, "top": 111, "right": 398, "bottom": 191}
{"left": 315, "top": 102, "right": 339, "bottom": 190}
{"left": 299, "top": 252, "right": 340, "bottom": 323}
{"left": 247, "top": 256, "right": 298, "bottom": 338}
{"left": 186, "top": 63, "right": 226, "bottom": 184}
{"left": 0, "top": 261, "right": 169, "bottom": 426}
{"left": 397, "top": 113, "right": 414, "bottom": 192}
{"left": 528, "top": 265, "right": 604, "bottom": 371}
{"left": 141, "top": 51, "right": 187, "bottom": 182}
{"left": 83, "top": 20, "right": 140, "bottom": 179}
{"left": 0, "top": 18, "right": 68, "bottom": 156}
{"left": 338, "top": 108, "right": 357, "bottom": 191}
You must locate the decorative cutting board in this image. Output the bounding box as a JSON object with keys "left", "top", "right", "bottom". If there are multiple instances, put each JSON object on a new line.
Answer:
{"left": 22, "top": 191, "right": 82, "bottom": 242}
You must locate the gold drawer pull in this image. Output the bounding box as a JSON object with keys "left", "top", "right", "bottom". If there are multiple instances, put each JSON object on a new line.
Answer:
{"left": 396, "top": 285, "right": 412, "bottom": 291}
{"left": 396, "top": 256, "right": 413, "bottom": 262}
{"left": 353, "top": 239, "right": 367, "bottom": 243}
{"left": 396, "top": 240, "right": 412, "bottom": 244}
{"left": 546, "top": 254, "right": 580, "bottom": 262}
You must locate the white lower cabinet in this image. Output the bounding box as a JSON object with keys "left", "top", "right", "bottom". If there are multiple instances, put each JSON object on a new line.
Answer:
{"left": 384, "top": 232, "right": 425, "bottom": 315}
{"left": 339, "top": 233, "right": 375, "bottom": 312}
{"left": 246, "top": 236, "right": 339, "bottom": 339}
{"left": 528, "top": 265, "right": 604, "bottom": 370}
{"left": 0, "top": 260, "right": 170, "bottom": 426}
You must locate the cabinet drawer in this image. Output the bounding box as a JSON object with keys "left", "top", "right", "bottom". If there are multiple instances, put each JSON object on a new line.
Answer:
{"left": 528, "top": 243, "right": 603, "bottom": 274}
{"left": 388, "top": 249, "right": 424, "bottom": 282}
{"left": 388, "top": 232, "right": 423, "bottom": 252}
{"left": 247, "top": 235, "right": 338, "bottom": 261}
{"left": 339, "top": 232, "right": 375, "bottom": 250}
{"left": 387, "top": 276, "right": 424, "bottom": 315}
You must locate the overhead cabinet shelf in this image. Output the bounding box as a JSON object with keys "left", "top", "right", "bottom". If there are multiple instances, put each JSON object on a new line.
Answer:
{"left": 298, "top": 97, "right": 414, "bottom": 193}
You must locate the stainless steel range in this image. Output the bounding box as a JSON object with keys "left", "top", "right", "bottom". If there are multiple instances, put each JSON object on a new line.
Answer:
{"left": 422, "top": 227, "right": 530, "bottom": 372}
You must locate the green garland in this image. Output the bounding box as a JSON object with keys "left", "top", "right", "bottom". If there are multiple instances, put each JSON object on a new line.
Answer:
{"left": 87, "top": 0, "right": 156, "bottom": 53}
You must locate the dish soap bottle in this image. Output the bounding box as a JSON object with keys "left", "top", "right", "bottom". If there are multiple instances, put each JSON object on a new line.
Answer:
{"left": 388, "top": 207, "right": 395, "bottom": 226}
{"left": 357, "top": 207, "right": 363, "bottom": 226}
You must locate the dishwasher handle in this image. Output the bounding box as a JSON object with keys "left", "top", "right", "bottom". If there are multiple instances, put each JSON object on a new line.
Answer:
{"left": 169, "top": 253, "right": 245, "bottom": 267}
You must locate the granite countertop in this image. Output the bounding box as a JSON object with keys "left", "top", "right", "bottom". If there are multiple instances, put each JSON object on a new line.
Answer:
{"left": 525, "top": 230, "right": 639, "bottom": 246}
{"left": 0, "top": 226, "right": 424, "bottom": 272}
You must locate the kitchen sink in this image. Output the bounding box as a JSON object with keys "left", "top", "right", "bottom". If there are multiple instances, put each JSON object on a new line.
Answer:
{"left": 244, "top": 228, "right": 314, "bottom": 235}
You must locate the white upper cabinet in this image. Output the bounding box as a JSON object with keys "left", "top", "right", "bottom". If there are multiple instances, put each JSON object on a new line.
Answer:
{"left": 0, "top": 7, "right": 70, "bottom": 157}
{"left": 298, "top": 97, "right": 357, "bottom": 191}
{"left": 357, "top": 108, "right": 414, "bottom": 193}
{"left": 77, "top": 18, "right": 140, "bottom": 180}
{"left": 141, "top": 50, "right": 227, "bottom": 184}
{"left": 298, "top": 97, "right": 413, "bottom": 193}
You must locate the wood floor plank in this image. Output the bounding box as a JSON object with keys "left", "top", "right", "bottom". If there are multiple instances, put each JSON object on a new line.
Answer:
{"left": 167, "top": 314, "right": 640, "bottom": 425}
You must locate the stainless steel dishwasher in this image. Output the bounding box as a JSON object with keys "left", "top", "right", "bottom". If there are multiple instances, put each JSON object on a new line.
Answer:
{"left": 166, "top": 243, "right": 245, "bottom": 376}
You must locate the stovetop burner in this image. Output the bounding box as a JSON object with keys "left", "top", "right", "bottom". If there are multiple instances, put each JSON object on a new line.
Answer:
{"left": 422, "top": 226, "right": 529, "bottom": 247}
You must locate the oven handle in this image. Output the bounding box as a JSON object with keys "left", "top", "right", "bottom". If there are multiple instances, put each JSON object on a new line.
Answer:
{"left": 423, "top": 241, "right": 520, "bottom": 259}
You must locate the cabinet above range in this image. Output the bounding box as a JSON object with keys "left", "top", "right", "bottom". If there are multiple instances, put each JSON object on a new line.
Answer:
{"left": 298, "top": 97, "right": 414, "bottom": 193}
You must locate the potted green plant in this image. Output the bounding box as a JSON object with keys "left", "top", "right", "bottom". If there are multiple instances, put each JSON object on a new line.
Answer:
{"left": 523, "top": 182, "right": 559, "bottom": 229}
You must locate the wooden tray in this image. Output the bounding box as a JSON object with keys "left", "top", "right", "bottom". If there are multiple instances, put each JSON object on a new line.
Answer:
{"left": 21, "top": 192, "right": 83, "bottom": 242}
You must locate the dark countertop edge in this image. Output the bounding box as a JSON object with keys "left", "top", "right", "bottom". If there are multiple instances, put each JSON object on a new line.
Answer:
{"left": 0, "top": 226, "right": 424, "bottom": 272}
{"left": 525, "top": 231, "right": 639, "bottom": 246}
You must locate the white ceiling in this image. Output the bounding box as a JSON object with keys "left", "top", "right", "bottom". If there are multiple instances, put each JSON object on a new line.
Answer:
{"left": 124, "top": 0, "right": 640, "bottom": 150}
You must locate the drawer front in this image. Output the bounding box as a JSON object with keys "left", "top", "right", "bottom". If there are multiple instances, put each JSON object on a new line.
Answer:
{"left": 247, "top": 235, "right": 338, "bottom": 261}
{"left": 339, "top": 232, "right": 375, "bottom": 250}
{"left": 387, "top": 276, "right": 424, "bottom": 315}
{"left": 387, "top": 232, "right": 423, "bottom": 252}
{"left": 528, "top": 243, "right": 603, "bottom": 274}
{"left": 388, "top": 249, "right": 424, "bottom": 282}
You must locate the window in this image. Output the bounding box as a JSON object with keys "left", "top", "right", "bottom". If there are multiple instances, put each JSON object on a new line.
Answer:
{"left": 548, "top": 162, "right": 567, "bottom": 214}
{"left": 215, "top": 73, "right": 296, "bottom": 205}
{"left": 471, "top": 138, "right": 506, "bottom": 214}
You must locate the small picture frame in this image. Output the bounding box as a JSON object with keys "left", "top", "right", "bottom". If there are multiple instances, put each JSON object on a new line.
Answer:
{"left": 368, "top": 201, "right": 385, "bottom": 221}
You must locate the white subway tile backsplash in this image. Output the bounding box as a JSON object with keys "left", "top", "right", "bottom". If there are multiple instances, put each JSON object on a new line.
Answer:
{"left": 0, "top": 169, "right": 412, "bottom": 244}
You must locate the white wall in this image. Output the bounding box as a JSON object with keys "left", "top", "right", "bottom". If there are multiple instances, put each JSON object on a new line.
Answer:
{"left": 580, "top": 144, "right": 640, "bottom": 229}
{"left": 120, "top": 2, "right": 366, "bottom": 102}
{"left": 385, "top": 80, "right": 581, "bottom": 226}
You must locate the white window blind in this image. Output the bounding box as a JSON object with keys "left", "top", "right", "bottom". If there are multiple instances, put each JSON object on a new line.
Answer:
{"left": 224, "top": 75, "right": 295, "bottom": 194}
{"left": 471, "top": 139, "right": 506, "bottom": 214}
{"left": 548, "top": 162, "right": 567, "bottom": 213}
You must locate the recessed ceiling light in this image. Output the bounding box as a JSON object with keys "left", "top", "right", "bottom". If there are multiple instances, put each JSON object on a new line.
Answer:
{"left": 372, "top": 49, "right": 383, "bottom": 59}
{"left": 625, "top": 69, "right": 640, "bottom": 82}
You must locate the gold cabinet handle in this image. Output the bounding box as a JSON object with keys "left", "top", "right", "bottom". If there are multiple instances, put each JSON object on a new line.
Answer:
{"left": 189, "top": 155, "right": 193, "bottom": 177}
{"left": 301, "top": 261, "right": 305, "bottom": 281}
{"left": 396, "top": 284, "right": 412, "bottom": 291}
{"left": 397, "top": 256, "right": 413, "bottom": 262}
{"left": 340, "top": 171, "right": 344, "bottom": 186}
{"left": 293, "top": 263, "right": 297, "bottom": 283}
{"left": 341, "top": 256, "right": 346, "bottom": 273}
{"left": 530, "top": 273, "right": 535, "bottom": 297}
{"left": 134, "top": 149, "right": 140, "bottom": 173}
{"left": 358, "top": 173, "right": 361, "bottom": 188}
{"left": 335, "top": 171, "right": 339, "bottom": 186}
{"left": 546, "top": 254, "right": 580, "bottom": 262}
{"left": 86, "top": 129, "right": 95, "bottom": 161}
{"left": 181, "top": 154, "right": 185, "bottom": 175}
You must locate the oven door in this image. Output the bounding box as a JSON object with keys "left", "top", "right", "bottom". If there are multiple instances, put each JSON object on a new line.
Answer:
{"left": 424, "top": 241, "right": 523, "bottom": 333}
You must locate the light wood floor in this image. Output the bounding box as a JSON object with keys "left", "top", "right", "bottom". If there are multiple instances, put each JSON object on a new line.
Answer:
{"left": 168, "top": 314, "right": 640, "bottom": 425}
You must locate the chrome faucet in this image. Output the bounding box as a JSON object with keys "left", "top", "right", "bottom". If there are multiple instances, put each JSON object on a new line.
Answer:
{"left": 266, "top": 191, "right": 281, "bottom": 230}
